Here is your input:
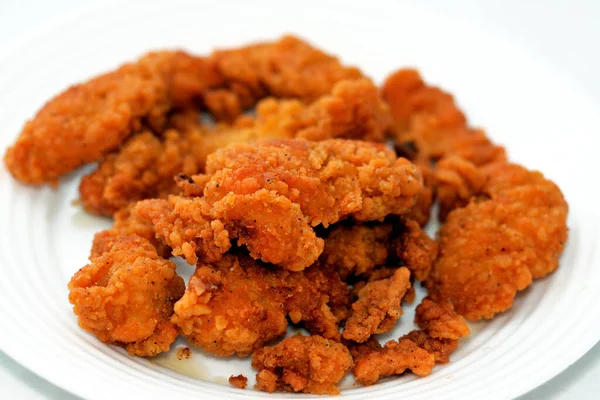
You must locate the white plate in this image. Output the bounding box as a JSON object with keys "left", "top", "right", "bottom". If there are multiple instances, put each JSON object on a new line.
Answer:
{"left": 1, "top": 1, "right": 600, "bottom": 399}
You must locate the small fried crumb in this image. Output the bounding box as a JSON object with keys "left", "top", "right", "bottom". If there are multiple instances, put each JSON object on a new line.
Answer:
{"left": 176, "top": 347, "right": 191, "bottom": 360}
{"left": 229, "top": 374, "right": 248, "bottom": 389}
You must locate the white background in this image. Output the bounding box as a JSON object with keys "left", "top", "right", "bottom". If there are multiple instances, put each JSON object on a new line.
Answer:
{"left": 0, "top": 0, "right": 598, "bottom": 398}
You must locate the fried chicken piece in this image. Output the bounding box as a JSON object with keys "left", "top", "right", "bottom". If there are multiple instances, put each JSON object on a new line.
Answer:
{"left": 426, "top": 202, "right": 536, "bottom": 320}
{"left": 5, "top": 51, "right": 222, "bottom": 184}
{"left": 204, "top": 139, "right": 422, "bottom": 225}
{"left": 427, "top": 162, "right": 568, "bottom": 319}
{"left": 348, "top": 298, "right": 467, "bottom": 385}
{"left": 320, "top": 217, "right": 435, "bottom": 282}
{"left": 392, "top": 219, "right": 438, "bottom": 281}
{"left": 343, "top": 267, "right": 411, "bottom": 342}
{"left": 435, "top": 155, "right": 486, "bottom": 220}
{"left": 171, "top": 253, "right": 350, "bottom": 356}
{"left": 433, "top": 159, "right": 569, "bottom": 276}
{"left": 229, "top": 375, "right": 248, "bottom": 389}
{"left": 351, "top": 338, "right": 435, "bottom": 385}
{"left": 401, "top": 297, "right": 469, "bottom": 363}
{"left": 405, "top": 163, "right": 436, "bottom": 226}
{"left": 321, "top": 223, "right": 393, "bottom": 280}
{"left": 68, "top": 234, "right": 185, "bottom": 356}
{"left": 205, "top": 35, "right": 364, "bottom": 121}
{"left": 382, "top": 68, "right": 505, "bottom": 165}
{"left": 252, "top": 335, "right": 353, "bottom": 395}
{"left": 138, "top": 139, "right": 421, "bottom": 270}
{"left": 81, "top": 78, "right": 390, "bottom": 216}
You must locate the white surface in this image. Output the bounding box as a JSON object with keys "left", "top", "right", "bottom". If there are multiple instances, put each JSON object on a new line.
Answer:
{"left": 1, "top": 0, "right": 600, "bottom": 399}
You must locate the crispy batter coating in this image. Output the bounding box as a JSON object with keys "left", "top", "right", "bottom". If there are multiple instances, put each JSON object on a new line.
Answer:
{"left": 80, "top": 78, "right": 390, "bottom": 216}
{"left": 252, "top": 335, "right": 353, "bottom": 395}
{"left": 203, "top": 139, "right": 422, "bottom": 225}
{"left": 414, "top": 298, "right": 470, "bottom": 340}
{"left": 405, "top": 163, "right": 436, "bottom": 226}
{"left": 401, "top": 297, "right": 469, "bottom": 363}
{"left": 393, "top": 219, "right": 438, "bottom": 281}
{"left": 171, "top": 253, "right": 350, "bottom": 356}
{"left": 351, "top": 338, "right": 435, "bottom": 386}
{"left": 427, "top": 162, "right": 568, "bottom": 319}
{"left": 435, "top": 155, "right": 486, "bottom": 220}
{"left": 343, "top": 267, "right": 410, "bottom": 342}
{"left": 68, "top": 233, "right": 185, "bottom": 356}
{"left": 349, "top": 298, "right": 467, "bottom": 384}
{"left": 229, "top": 375, "right": 248, "bottom": 389}
{"left": 5, "top": 51, "right": 222, "bottom": 184}
{"left": 321, "top": 223, "right": 393, "bottom": 280}
{"left": 137, "top": 139, "right": 421, "bottom": 270}
{"left": 205, "top": 35, "right": 364, "bottom": 121}
{"left": 382, "top": 68, "right": 505, "bottom": 165}
{"left": 427, "top": 202, "right": 536, "bottom": 320}
{"left": 320, "top": 218, "right": 436, "bottom": 282}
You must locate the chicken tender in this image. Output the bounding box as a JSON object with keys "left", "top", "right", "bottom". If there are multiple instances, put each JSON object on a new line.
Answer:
{"left": 137, "top": 139, "right": 422, "bottom": 270}
{"left": 351, "top": 338, "right": 435, "bottom": 386}
{"left": 427, "top": 162, "right": 567, "bottom": 319}
{"left": 343, "top": 267, "right": 411, "bottom": 342}
{"left": 205, "top": 35, "right": 364, "bottom": 121}
{"left": 321, "top": 223, "right": 393, "bottom": 280}
{"left": 80, "top": 79, "right": 391, "bottom": 216}
{"left": 68, "top": 233, "right": 185, "bottom": 356}
{"left": 203, "top": 139, "right": 422, "bottom": 225}
{"left": 171, "top": 252, "right": 350, "bottom": 356}
{"left": 382, "top": 68, "right": 505, "bottom": 165}
{"left": 402, "top": 297, "right": 469, "bottom": 363}
{"left": 5, "top": 51, "right": 222, "bottom": 184}
{"left": 320, "top": 218, "right": 436, "bottom": 282}
{"left": 392, "top": 219, "right": 438, "bottom": 281}
{"left": 252, "top": 335, "right": 353, "bottom": 395}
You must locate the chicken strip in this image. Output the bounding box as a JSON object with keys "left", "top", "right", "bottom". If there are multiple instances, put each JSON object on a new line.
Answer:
{"left": 137, "top": 139, "right": 422, "bottom": 270}
{"left": 392, "top": 219, "right": 438, "bottom": 282}
{"left": 382, "top": 68, "right": 505, "bottom": 166}
{"left": 351, "top": 338, "right": 435, "bottom": 386}
{"left": 320, "top": 218, "right": 436, "bottom": 282}
{"left": 5, "top": 51, "right": 222, "bottom": 184}
{"left": 80, "top": 78, "right": 391, "bottom": 216}
{"left": 204, "top": 35, "right": 364, "bottom": 121}
{"left": 349, "top": 297, "right": 468, "bottom": 385}
{"left": 402, "top": 297, "right": 470, "bottom": 363}
{"left": 343, "top": 267, "right": 411, "bottom": 343}
{"left": 171, "top": 252, "right": 350, "bottom": 356}
{"left": 427, "top": 162, "right": 568, "bottom": 319}
{"left": 68, "top": 233, "right": 185, "bottom": 356}
{"left": 252, "top": 335, "right": 353, "bottom": 395}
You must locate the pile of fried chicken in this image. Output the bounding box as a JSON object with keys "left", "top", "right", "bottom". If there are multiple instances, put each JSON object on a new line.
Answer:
{"left": 3, "top": 35, "right": 568, "bottom": 395}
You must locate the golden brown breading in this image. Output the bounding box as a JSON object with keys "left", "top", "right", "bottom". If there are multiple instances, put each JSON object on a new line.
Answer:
{"left": 435, "top": 155, "right": 486, "bottom": 220}
{"left": 401, "top": 297, "right": 469, "bottom": 363}
{"left": 405, "top": 163, "right": 436, "bottom": 226}
{"left": 228, "top": 375, "right": 248, "bottom": 389}
{"left": 321, "top": 223, "right": 393, "bottom": 280}
{"left": 137, "top": 139, "right": 421, "bottom": 270}
{"left": 382, "top": 68, "right": 505, "bottom": 166}
{"left": 68, "top": 233, "right": 185, "bottom": 356}
{"left": 203, "top": 139, "right": 422, "bottom": 225}
{"left": 343, "top": 267, "right": 410, "bottom": 342}
{"left": 427, "top": 162, "right": 568, "bottom": 320}
{"left": 351, "top": 338, "right": 435, "bottom": 385}
{"left": 252, "top": 335, "right": 353, "bottom": 395}
{"left": 4, "top": 51, "right": 222, "bottom": 184}
{"left": 80, "top": 78, "right": 390, "bottom": 217}
{"left": 392, "top": 219, "right": 438, "bottom": 282}
{"left": 426, "top": 202, "right": 536, "bottom": 320}
{"left": 171, "top": 253, "right": 350, "bottom": 356}
{"left": 320, "top": 218, "right": 436, "bottom": 282}
{"left": 205, "top": 35, "right": 364, "bottom": 121}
